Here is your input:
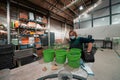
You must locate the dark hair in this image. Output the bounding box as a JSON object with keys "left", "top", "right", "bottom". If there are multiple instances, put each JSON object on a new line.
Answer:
{"left": 69, "top": 30, "right": 77, "bottom": 37}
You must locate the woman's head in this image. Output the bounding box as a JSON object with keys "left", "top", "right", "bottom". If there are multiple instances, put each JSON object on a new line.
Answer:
{"left": 69, "top": 30, "right": 77, "bottom": 39}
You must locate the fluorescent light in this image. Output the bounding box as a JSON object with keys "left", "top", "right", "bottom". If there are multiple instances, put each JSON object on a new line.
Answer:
{"left": 79, "top": 6, "right": 83, "bottom": 10}
{"left": 79, "top": 0, "right": 102, "bottom": 17}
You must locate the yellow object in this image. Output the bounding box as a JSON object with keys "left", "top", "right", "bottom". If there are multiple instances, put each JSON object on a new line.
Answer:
{"left": 30, "top": 31, "right": 35, "bottom": 35}
{"left": 14, "top": 20, "right": 19, "bottom": 28}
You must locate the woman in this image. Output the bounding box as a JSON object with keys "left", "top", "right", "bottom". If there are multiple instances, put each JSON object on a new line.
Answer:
{"left": 69, "top": 30, "right": 94, "bottom": 51}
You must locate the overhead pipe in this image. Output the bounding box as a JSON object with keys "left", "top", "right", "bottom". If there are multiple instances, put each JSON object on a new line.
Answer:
{"left": 56, "top": 0, "right": 81, "bottom": 16}
{"left": 56, "top": 0, "right": 80, "bottom": 16}
{"left": 49, "top": 0, "right": 58, "bottom": 10}
{"left": 74, "top": 0, "right": 102, "bottom": 23}
{"left": 44, "top": 0, "right": 74, "bottom": 19}
{"left": 61, "top": 0, "right": 81, "bottom": 10}
{"left": 79, "top": 0, "right": 102, "bottom": 17}
{"left": 10, "top": 0, "right": 48, "bottom": 15}
{"left": 68, "top": 8, "right": 79, "bottom": 16}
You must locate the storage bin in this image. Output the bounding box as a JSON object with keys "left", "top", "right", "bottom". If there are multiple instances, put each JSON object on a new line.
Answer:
{"left": 0, "top": 44, "right": 14, "bottom": 70}
{"left": 43, "top": 49, "right": 54, "bottom": 62}
{"left": 67, "top": 49, "right": 82, "bottom": 68}
{"left": 55, "top": 49, "right": 66, "bottom": 64}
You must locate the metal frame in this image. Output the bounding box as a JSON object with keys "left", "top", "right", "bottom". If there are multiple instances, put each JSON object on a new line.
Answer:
{"left": 9, "top": 0, "right": 73, "bottom": 26}
{"left": 109, "top": 0, "right": 112, "bottom": 25}
{"left": 48, "top": 12, "right": 51, "bottom": 48}
{"left": 44, "top": 0, "right": 74, "bottom": 20}
{"left": 79, "top": 0, "right": 120, "bottom": 29}
{"left": 7, "top": 0, "right": 10, "bottom": 44}
{"left": 1, "top": 0, "right": 74, "bottom": 48}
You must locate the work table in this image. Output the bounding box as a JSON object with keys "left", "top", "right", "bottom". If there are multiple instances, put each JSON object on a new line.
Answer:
{"left": 1, "top": 59, "right": 93, "bottom": 80}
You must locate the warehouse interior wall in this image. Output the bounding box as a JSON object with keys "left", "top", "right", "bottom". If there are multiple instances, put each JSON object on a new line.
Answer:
{"left": 75, "top": 24, "right": 120, "bottom": 40}
{"left": 74, "top": 0, "right": 120, "bottom": 48}
{"left": 50, "top": 18, "right": 71, "bottom": 44}
{"left": 75, "top": 24, "right": 120, "bottom": 48}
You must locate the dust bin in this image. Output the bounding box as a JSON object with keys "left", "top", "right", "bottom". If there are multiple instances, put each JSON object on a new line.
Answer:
{"left": 55, "top": 49, "right": 66, "bottom": 64}
{"left": 67, "top": 49, "right": 81, "bottom": 68}
{"left": 70, "top": 48, "right": 81, "bottom": 54}
{"left": 43, "top": 49, "right": 54, "bottom": 62}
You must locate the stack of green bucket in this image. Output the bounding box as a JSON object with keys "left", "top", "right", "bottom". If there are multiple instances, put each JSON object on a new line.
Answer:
{"left": 55, "top": 49, "right": 66, "bottom": 64}
{"left": 67, "top": 48, "right": 82, "bottom": 68}
{"left": 43, "top": 49, "right": 55, "bottom": 62}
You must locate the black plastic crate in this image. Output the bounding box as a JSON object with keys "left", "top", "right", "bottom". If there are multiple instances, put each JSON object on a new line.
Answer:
{"left": 0, "top": 44, "right": 14, "bottom": 70}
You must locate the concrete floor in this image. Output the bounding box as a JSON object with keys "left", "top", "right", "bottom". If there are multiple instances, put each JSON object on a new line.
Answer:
{"left": 88, "top": 49, "right": 120, "bottom": 80}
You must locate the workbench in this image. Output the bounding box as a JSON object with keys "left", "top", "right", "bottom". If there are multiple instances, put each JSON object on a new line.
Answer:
{"left": 0, "top": 59, "right": 93, "bottom": 80}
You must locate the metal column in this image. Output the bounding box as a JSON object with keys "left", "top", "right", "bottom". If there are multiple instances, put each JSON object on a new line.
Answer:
{"left": 91, "top": 13, "right": 94, "bottom": 27}
{"left": 64, "top": 21, "right": 67, "bottom": 40}
{"left": 109, "top": 0, "right": 112, "bottom": 25}
{"left": 65, "top": 22, "right": 67, "bottom": 34}
{"left": 48, "top": 14, "right": 51, "bottom": 48}
{"left": 78, "top": 17, "right": 80, "bottom": 29}
{"left": 7, "top": 0, "right": 11, "bottom": 44}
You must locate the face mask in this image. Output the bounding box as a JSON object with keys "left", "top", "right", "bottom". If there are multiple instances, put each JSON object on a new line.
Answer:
{"left": 70, "top": 36, "right": 76, "bottom": 39}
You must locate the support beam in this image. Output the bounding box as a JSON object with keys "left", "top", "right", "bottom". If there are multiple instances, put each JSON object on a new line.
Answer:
{"left": 10, "top": 0, "right": 73, "bottom": 26}
{"left": 7, "top": 0, "right": 10, "bottom": 44}
{"left": 63, "top": 21, "right": 67, "bottom": 43}
{"left": 49, "top": 0, "right": 58, "bottom": 10}
{"left": 109, "top": 0, "right": 112, "bottom": 25}
{"left": 11, "top": 0, "right": 49, "bottom": 15}
{"left": 48, "top": 12, "right": 51, "bottom": 48}
{"left": 56, "top": 0, "right": 79, "bottom": 16}
{"left": 44, "top": 0, "right": 74, "bottom": 20}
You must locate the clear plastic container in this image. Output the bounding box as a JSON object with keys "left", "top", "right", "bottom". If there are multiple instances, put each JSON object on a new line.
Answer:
{"left": 58, "top": 70, "right": 73, "bottom": 80}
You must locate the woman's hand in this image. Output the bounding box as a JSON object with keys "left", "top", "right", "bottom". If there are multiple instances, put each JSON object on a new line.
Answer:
{"left": 87, "top": 42, "right": 93, "bottom": 54}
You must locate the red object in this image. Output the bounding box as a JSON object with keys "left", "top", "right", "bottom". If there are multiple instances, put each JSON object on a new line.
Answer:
{"left": 19, "top": 11, "right": 28, "bottom": 19}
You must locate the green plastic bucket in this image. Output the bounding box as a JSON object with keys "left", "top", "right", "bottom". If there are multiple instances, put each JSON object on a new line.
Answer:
{"left": 67, "top": 50, "right": 81, "bottom": 68}
{"left": 43, "top": 49, "right": 54, "bottom": 62}
{"left": 70, "top": 48, "right": 82, "bottom": 54}
{"left": 68, "top": 59, "right": 80, "bottom": 68}
{"left": 67, "top": 52, "right": 81, "bottom": 61}
{"left": 55, "top": 49, "right": 66, "bottom": 64}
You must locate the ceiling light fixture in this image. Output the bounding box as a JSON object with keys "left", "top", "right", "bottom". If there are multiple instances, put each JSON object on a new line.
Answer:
{"left": 74, "top": 0, "right": 102, "bottom": 23}
{"left": 80, "top": 0, "right": 102, "bottom": 17}
{"left": 79, "top": 6, "right": 83, "bottom": 10}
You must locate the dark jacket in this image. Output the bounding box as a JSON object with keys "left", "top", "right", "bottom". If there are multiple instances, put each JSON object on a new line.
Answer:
{"left": 69, "top": 37, "right": 94, "bottom": 49}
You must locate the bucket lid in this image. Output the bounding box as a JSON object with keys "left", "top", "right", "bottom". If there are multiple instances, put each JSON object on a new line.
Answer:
{"left": 43, "top": 49, "right": 54, "bottom": 53}
{"left": 55, "top": 49, "right": 66, "bottom": 56}
{"left": 70, "top": 48, "right": 81, "bottom": 52}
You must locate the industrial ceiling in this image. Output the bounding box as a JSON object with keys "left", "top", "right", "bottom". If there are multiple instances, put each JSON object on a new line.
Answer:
{"left": 28, "top": 0, "right": 98, "bottom": 25}
{"left": 3, "top": 0, "right": 99, "bottom": 25}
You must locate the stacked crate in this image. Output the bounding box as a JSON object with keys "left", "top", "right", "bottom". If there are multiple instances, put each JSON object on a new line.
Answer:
{"left": 0, "top": 44, "right": 14, "bottom": 70}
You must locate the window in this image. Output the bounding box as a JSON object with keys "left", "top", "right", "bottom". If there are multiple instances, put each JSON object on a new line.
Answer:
{"left": 112, "top": 4, "right": 120, "bottom": 14}
{"left": 93, "top": 8, "right": 109, "bottom": 18}
{"left": 93, "top": 17, "right": 109, "bottom": 27}
{"left": 93, "top": 0, "right": 109, "bottom": 10}
{"left": 112, "top": 14, "right": 120, "bottom": 24}
{"left": 112, "top": 0, "right": 120, "bottom": 4}
{"left": 80, "top": 21, "right": 92, "bottom": 29}
{"left": 79, "top": 14, "right": 91, "bottom": 22}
